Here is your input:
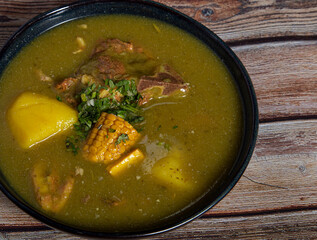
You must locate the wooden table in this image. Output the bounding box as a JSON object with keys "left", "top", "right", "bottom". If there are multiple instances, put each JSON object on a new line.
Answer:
{"left": 0, "top": 0, "right": 316, "bottom": 239}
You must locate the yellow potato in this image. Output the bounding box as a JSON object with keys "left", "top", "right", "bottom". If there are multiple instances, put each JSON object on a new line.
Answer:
{"left": 152, "top": 149, "right": 193, "bottom": 189}
{"left": 7, "top": 92, "right": 77, "bottom": 148}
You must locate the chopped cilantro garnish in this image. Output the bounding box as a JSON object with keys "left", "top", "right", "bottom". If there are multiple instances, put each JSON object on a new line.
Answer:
{"left": 56, "top": 96, "right": 62, "bottom": 102}
{"left": 108, "top": 128, "right": 115, "bottom": 133}
{"left": 116, "top": 134, "right": 129, "bottom": 145}
{"left": 172, "top": 125, "right": 178, "bottom": 129}
{"left": 109, "top": 79, "right": 115, "bottom": 89}
{"left": 81, "top": 93, "right": 88, "bottom": 102}
{"left": 65, "top": 136, "right": 79, "bottom": 155}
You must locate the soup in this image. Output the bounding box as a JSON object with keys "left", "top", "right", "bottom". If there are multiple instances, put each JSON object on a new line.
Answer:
{"left": 0, "top": 15, "right": 242, "bottom": 231}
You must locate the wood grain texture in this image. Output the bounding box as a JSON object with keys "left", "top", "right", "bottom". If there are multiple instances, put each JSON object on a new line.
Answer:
{"left": 0, "top": 193, "right": 42, "bottom": 228}
{"left": 207, "top": 119, "right": 317, "bottom": 215}
{"left": 156, "top": 0, "right": 317, "bottom": 42}
{"left": 0, "top": 0, "right": 316, "bottom": 46}
{"left": 1, "top": 210, "right": 317, "bottom": 239}
{"left": 233, "top": 40, "right": 317, "bottom": 122}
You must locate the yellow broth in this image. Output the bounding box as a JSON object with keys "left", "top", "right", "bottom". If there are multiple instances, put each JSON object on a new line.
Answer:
{"left": 0, "top": 15, "right": 243, "bottom": 231}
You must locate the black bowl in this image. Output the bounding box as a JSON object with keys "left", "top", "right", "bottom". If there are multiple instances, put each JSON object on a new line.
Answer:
{"left": 0, "top": 0, "right": 258, "bottom": 238}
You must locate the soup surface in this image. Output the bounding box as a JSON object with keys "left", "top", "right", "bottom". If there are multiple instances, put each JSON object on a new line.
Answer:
{"left": 0, "top": 15, "right": 242, "bottom": 231}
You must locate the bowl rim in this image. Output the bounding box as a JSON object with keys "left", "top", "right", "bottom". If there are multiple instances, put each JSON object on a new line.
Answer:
{"left": 0, "top": 0, "right": 259, "bottom": 238}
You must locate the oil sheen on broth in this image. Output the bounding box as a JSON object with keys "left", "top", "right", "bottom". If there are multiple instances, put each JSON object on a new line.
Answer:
{"left": 0, "top": 15, "right": 242, "bottom": 231}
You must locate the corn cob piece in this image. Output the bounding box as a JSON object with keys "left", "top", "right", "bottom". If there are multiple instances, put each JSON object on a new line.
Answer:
{"left": 83, "top": 112, "right": 140, "bottom": 164}
{"left": 107, "top": 148, "right": 145, "bottom": 176}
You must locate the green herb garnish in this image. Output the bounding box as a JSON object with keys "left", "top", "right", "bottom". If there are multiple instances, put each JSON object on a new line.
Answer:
{"left": 116, "top": 134, "right": 129, "bottom": 145}
{"left": 172, "top": 125, "right": 178, "bottom": 129}
{"left": 65, "top": 136, "right": 79, "bottom": 155}
{"left": 56, "top": 96, "right": 62, "bottom": 102}
{"left": 66, "top": 79, "right": 144, "bottom": 153}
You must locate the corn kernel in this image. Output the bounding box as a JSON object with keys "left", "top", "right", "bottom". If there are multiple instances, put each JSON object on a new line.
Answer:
{"left": 89, "top": 146, "right": 97, "bottom": 154}
{"left": 98, "top": 130, "right": 106, "bottom": 136}
{"left": 115, "top": 121, "right": 124, "bottom": 128}
{"left": 90, "top": 133, "right": 97, "bottom": 139}
{"left": 119, "top": 146, "right": 126, "bottom": 154}
{"left": 104, "top": 152, "right": 112, "bottom": 161}
{"left": 108, "top": 114, "right": 117, "bottom": 121}
{"left": 105, "top": 119, "right": 113, "bottom": 127}
{"left": 111, "top": 125, "right": 118, "bottom": 130}
{"left": 94, "top": 140, "right": 101, "bottom": 147}
{"left": 109, "top": 132, "right": 118, "bottom": 139}
{"left": 122, "top": 127, "right": 129, "bottom": 134}
{"left": 83, "top": 113, "right": 141, "bottom": 164}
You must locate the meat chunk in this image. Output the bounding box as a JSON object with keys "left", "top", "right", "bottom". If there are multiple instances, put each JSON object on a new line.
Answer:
{"left": 54, "top": 39, "right": 156, "bottom": 105}
{"left": 31, "top": 163, "right": 74, "bottom": 212}
{"left": 85, "top": 39, "right": 154, "bottom": 80}
{"left": 97, "top": 55, "right": 126, "bottom": 80}
{"left": 54, "top": 39, "right": 187, "bottom": 107}
{"left": 55, "top": 77, "right": 78, "bottom": 92}
{"left": 77, "top": 48, "right": 128, "bottom": 82}
{"left": 93, "top": 38, "right": 134, "bottom": 55}
{"left": 137, "top": 64, "right": 188, "bottom": 105}
{"left": 55, "top": 77, "right": 80, "bottom": 106}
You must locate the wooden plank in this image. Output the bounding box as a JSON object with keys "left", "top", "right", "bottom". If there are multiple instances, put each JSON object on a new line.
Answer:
{"left": 1, "top": 120, "right": 316, "bottom": 226}
{"left": 1, "top": 210, "right": 317, "bottom": 239}
{"left": 0, "top": 0, "right": 316, "bottom": 46}
{"left": 207, "top": 120, "right": 317, "bottom": 215}
{"left": 157, "top": 0, "right": 317, "bottom": 41}
{"left": 0, "top": 194, "right": 42, "bottom": 227}
{"left": 232, "top": 40, "right": 317, "bottom": 121}
{"left": 144, "top": 210, "right": 317, "bottom": 239}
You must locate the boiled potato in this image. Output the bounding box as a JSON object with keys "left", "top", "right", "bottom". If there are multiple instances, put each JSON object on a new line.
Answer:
{"left": 7, "top": 92, "right": 77, "bottom": 148}
{"left": 152, "top": 148, "right": 193, "bottom": 189}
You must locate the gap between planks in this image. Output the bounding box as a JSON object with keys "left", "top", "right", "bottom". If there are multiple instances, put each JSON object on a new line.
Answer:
{"left": 227, "top": 35, "right": 317, "bottom": 47}
{"left": 2, "top": 210, "right": 317, "bottom": 239}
